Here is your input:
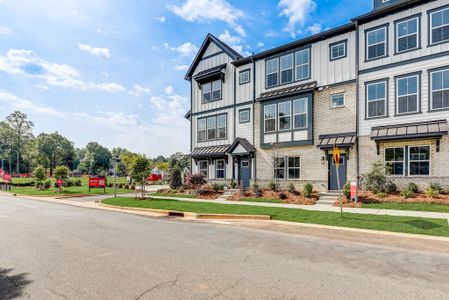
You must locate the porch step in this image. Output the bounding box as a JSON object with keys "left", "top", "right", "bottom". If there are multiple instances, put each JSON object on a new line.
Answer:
{"left": 316, "top": 192, "right": 342, "bottom": 205}
{"left": 223, "top": 188, "right": 240, "bottom": 196}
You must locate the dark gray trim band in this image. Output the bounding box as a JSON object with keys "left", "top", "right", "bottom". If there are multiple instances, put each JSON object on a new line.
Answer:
{"left": 191, "top": 100, "right": 253, "bottom": 117}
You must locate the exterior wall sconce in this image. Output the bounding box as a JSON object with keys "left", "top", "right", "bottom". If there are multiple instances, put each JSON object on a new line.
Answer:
{"left": 321, "top": 156, "right": 325, "bottom": 165}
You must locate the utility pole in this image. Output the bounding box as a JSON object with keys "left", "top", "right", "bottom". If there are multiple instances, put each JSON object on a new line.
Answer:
{"left": 113, "top": 157, "right": 121, "bottom": 198}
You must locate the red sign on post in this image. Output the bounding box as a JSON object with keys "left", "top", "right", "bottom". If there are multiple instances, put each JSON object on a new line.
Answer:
{"left": 350, "top": 181, "right": 357, "bottom": 200}
{"left": 56, "top": 178, "right": 64, "bottom": 186}
{"left": 89, "top": 177, "right": 106, "bottom": 193}
{"left": 3, "top": 174, "right": 11, "bottom": 183}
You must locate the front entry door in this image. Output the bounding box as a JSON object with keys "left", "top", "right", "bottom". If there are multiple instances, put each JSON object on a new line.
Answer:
{"left": 240, "top": 159, "right": 250, "bottom": 188}
{"left": 328, "top": 154, "right": 347, "bottom": 191}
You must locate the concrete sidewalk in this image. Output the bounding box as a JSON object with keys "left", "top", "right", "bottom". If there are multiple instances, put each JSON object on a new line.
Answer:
{"left": 147, "top": 194, "right": 449, "bottom": 222}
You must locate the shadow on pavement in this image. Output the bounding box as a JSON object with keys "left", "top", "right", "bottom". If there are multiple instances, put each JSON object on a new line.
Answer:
{"left": 0, "top": 268, "right": 32, "bottom": 299}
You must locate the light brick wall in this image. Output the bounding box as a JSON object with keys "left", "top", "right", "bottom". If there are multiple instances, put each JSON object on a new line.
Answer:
{"left": 359, "top": 135, "right": 449, "bottom": 191}
{"left": 254, "top": 82, "right": 357, "bottom": 191}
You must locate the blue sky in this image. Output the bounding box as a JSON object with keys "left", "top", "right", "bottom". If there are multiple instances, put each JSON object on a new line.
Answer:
{"left": 0, "top": 0, "right": 372, "bottom": 156}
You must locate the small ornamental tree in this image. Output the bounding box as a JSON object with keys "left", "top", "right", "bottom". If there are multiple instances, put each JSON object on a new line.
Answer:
{"left": 32, "top": 166, "right": 46, "bottom": 189}
{"left": 130, "top": 156, "right": 151, "bottom": 199}
{"left": 54, "top": 165, "right": 70, "bottom": 194}
{"left": 363, "top": 161, "right": 389, "bottom": 194}
{"left": 184, "top": 173, "right": 206, "bottom": 195}
{"left": 169, "top": 168, "right": 182, "bottom": 190}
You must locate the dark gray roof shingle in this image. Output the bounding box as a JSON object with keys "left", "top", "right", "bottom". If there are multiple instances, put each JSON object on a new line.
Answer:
{"left": 370, "top": 120, "right": 448, "bottom": 141}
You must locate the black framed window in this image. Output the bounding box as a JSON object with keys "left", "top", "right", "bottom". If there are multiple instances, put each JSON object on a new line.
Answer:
{"left": 216, "top": 114, "right": 226, "bottom": 139}
{"left": 239, "top": 109, "right": 250, "bottom": 123}
{"left": 197, "top": 118, "right": 206, "bottom": 142}
{"left": 274, "top": 157, "right": 285, "bottom": 179}
{"left": 330, "top": 41, "right": 346, "bottom": 60}
{"left": 293, "top": 98, "right": 308, "bottom": 129}
{"left": 366, "top": 81, "right": 387, "bottom": 118}
{"left": 278, "top": 101, "right": 291, "bottom": 131}
{"left": 396, "top": 17, "right": 419, "bottom": 53}
{"left": 266, "top": 58, "right": 279, "bottom": 88}
{"left": 202, "top": 79, "right": 221, "bottom": 102}
{"left": 385, "top": 147, "right": 405, "bottom": 175}
{"left": 199, "top": 161, "right": 208, "bottom": 178}
{"left": 239, "top": 69, "right": 250, "bottom": 85}
{"left": 366, "top": 26, "right": 387, "bottom": 60}
{"left": 396, "top": 74, "right": 419, "bottom": 114}
{"left": 288, "top": 157, "right": 300, "bottom": 179}
{"left": 430, "top": 68, "right": 449, "bottom": 110}
{"left": 295, "top": 48, "right": 310, "bottom": 81}
{"left": 280, "top": 54, "right": 293, "bottom": 84}
{"left": 215, "top": 160, "right": 225, "bottom": 179}
{"left": 264, "top": 104, "right": 276, "bottom": 132}
{"left": 198, "top": 114, "right": 226, "bottom": 142}
{"left": 331, "top": 93, "right": 345, "bottom": 108}
{"left": 409, "top": 146, "right": 430, "bottom": 176}
{"left": 430, "top": 6, "right": 449, "bottom": 45}
{"left": 273, "top": 157, "right": 300, "bottom": 180}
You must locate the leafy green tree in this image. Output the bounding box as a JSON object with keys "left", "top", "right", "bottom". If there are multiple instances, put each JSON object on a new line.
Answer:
{"left": 111, "top": 147, "right": 131, "bottom": 175}
{"left": 33, "top": 132, "right": 75, "bottom": 176}
{"left": 81, "top": 142, "right": 112, "bottom": 175}
{"left": 54, "top": 165, "right": 70, "bottom": 193}
{"left": 5, "top": 111, "right": 34, "bottom": 174}
{"left": 168, "top": 152, "right": 190, "bottom": 170}
{"left": 32, "top": 166, "right": 46, "bottom": 189}
{"left": 130, "top": 156, "right": 151, "bottom": 198}
{"left": 169, "top": 168, "right": 182, "bottom": 190}
{"left": 0, "top": 121, "right": 14, "bottom": 171}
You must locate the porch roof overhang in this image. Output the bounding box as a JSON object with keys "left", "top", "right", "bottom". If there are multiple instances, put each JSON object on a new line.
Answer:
{"left": 192, "top": 63, "right": 227, "bottom": 84}
{"left": 227, "top": 138, "right": 256, "bottom": 156}
{"left": 317, "top": 132, "right": 357, "bottom": 150}
{"left": 190, "top": 144, "right": 230, "bottom": 159}
{"left": 370, "top": 120, "right": 448, "bottom": 142}
{"left": 257, "top": 81, "right": 317, "bottom": 102}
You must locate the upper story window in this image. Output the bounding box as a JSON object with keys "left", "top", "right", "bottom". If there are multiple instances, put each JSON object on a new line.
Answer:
{"left": 331, "top": 93, "right": 345, "bottom": 108}
{"left": 280, "top": 54, "right": 293, "bottom": 84}
{"left": 264, "top": 104, "right": 276, "bottom": 132}
{"left": 329, "top": 41, "right": 347, "bottom": 61}
{"left": 430, "top": 6, "right": 449, "bottom": 45}
{"left": 396, "top": 16, "right": 419, "bottom": 53}
{"left": 366, "top": 26, "right": 388, "bottom": 60}
{"left": 202, "top": 80, "right": 222, "bottom": 102}
{"left": 293, "top": 98, "right": 308, "bottom": 129}
{"left": 396, "top": 74, "right": 419, "bottom": 115}
{"left": 239, "top": 109, "right": 250, "bottom": 123}
{"left": 197, "top": 114, "right": 227, "bottom": 142}
{"left": 366, "top": 80, "right": 387, "bottom": 118}
{"left": 278, "top": 101, "right": 291, "bottom": 131}
{"left": 295, "top": 48, "right": 310, "bottom": 81}
{"left": 430, "top": 68, "right": 449, "bottom": 111}
{"left": 266, "top": 58, "right": 279, "bottom": 88}
{"left": 239, "top": 69, "right": 250, "bottom": 85}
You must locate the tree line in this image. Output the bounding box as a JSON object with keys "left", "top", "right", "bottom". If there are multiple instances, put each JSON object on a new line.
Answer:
{"left": 0, "top": 111, "right": 190, "bottom": 176}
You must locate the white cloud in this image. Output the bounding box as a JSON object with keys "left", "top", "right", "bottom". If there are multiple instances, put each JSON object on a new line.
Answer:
{"left": 156, "top": 16, "right": 166, "bottom": 23}
{"left": 35, "top": 84, "right": 49, "bottom": 90}
{"left": 169, "top": 42, "right": 198, "bottom": 58}
{"left": 0, "top": 90, "right": 64, "bottom": 117}
{"left": 257, "top": 42, "right": 265, "bottom": 48}
{"left": 175, "top": 64, "right": 189, "bottom": 71}
{"left": 129, "top": 84, "right": 151, "bottom": 97}
{"left": 308, "top": 23, "right": 322, "bottom": 34}
{"left": 218, "top": 30, "right": 241, "bottom": 44}
{"left": 264, "top": 30, "right": 279, "bottom": 38}
{"left": 168, "top": 0, "right": 246, "bottom": 36}
{"left": 0, "top": 49, "right": 125, "bottom": 92}
{"left": 78, "top": 43, "right": 110, "bottom": 59}
{"left": 0, "top": 26, "right": 10, "bottom": 35}
{"left": 278, "top": 0, "right": 316, "bottom": 38}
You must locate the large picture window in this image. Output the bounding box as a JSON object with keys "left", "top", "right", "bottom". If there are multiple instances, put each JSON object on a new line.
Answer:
{"left": 198, "top": 114, "right": 227, "bottom": 142}
{"left": 385, "top": 147, "right": 404, "bottom": 175}
{"left": 430, "top": 68, "right": 449, "bottom": 110}
{"left": 293, "top": 98, "right": 308, "bottom": 129}
{"left": 278, "top": 101, "right": 291, "bottom": 131}
{"left": 202, "top": 80, "right": 222, "bottom": 102}
{"left": 280, "top": 54, "right": 293, "bottom": 84}
{"left": 366, "top": 81, "right": 387, "bottom": 118}
{"left": 199, "top": 161, "right": 208, "bottom": 178}
{"left": 396, "top": 17, "right": 419, "bottom": 53}
{"left": 409, "top": 146, "right": 430, "bottom": 176}
{"left": 215, "top": 160, "right": 225, "bottom": 179}
{"left": 266, "top": 58, "right": 279, "bottom": 88}
{"left": 396, "top": 74, "right": 419, "bottom": 114}
{"left": 366, "top": 26, "right": 387, "bottom": 60}
{"left": 273, "top": 156, "right": 300, "bottom": 180}
{"left": 295, "top": 48, "right": 310, "bottom": 81}
{"left": 264, "top": 104, "right": 276, "bottom": 133}
{"left": 430, "top": 6, "right": 449, "bottom": 45}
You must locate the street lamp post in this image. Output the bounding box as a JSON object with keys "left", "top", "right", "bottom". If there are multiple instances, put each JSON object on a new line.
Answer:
{"left": 113, "top": 157, "right": 121, "bottom": 198}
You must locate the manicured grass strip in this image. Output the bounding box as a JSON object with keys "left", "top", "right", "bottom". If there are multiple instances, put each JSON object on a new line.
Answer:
{"left": 5, "top": 186, "right": 130, "bottom": 196}
{"left": 150, "top": 193, "right": 196, "bottom": 199}
{"left": 363, "top": 202, "right": 449, "bottom": 213}
{"left": 103, "top": 197, "right": 449, "bottom": 237}
{"left": 238, "top": 198, "right": 284, "bottom": 204}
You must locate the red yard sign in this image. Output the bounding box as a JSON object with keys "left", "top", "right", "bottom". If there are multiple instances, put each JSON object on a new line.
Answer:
{"left": 89, "top": 177, "right": 106, "bottom": 193}
{"left": 56, "top": 178, "right": 64, "bottom": 186}
{"left": 3, "top": 174, "right": 11, "bottom": 183}
{"left": 350, "top": 181, "right": 357, "bottom": 200}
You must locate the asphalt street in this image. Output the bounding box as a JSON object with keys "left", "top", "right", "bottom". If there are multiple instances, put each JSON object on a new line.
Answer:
{"left": 1, "top": 194, "right": 449, "bottom": 300}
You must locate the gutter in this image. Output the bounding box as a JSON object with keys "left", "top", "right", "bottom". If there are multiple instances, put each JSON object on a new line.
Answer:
{"left": 355, "top": 20, "right": 360, "bottom": 204}
{"left": 252, "top": 56, "right": 257, "bottom": 184}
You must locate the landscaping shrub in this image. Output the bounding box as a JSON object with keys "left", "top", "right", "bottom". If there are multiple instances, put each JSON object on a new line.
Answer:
{"left": 400, "top": 189, "right": 414, "bottom": 199}
{"left": 287, "top": 183, "right": 295, "bottom": 193}
{"left": 34, "top": 181, "right": 43, "bottom": 190}
{"left": 425, "top": 187, "right": 440, "bottom": 198}
{"left": 279, "top": 192, "right": 287, "bottom": 200}
{"left": 108, "top": 182, "right": 113, "bottom": 188}
{"left": 212, "top": 183, "right": 224, "bottom": 192}
{"left": 377, "top": 192, "right": 387, "bottom": 198}
{"left": 124, "top": 184, "right": 130, "bottom": 189}
{"left": 363, "top": 162, "right": 389, "bottom": 193}
{"left": 130, "top": 183, "right": 136, "bottom": 190}
{"left": 42, "top": 180, "right": 51, "bottom": 190}
{"left": 385, "top": 180, "right": 397, "bottom": 193}
{"left": 255, "top": 189, "right": 262, "bottom": 197}
{"left": 430, "top": 182, "right": 444, "bottom": 194}
{"left": 303, "top": 182, "right": 313, "bottom": 198}
{"left": 252, "top": 183, "right": 259, "bottom": 192}
{"left": 268, "top": 181, "right": 276, "bottom": 191}
{"left": 169, "top": 168, "right": 183, "bottom": 190}
{"left": 342, "top": 182, "right": 350, "bottom": 199}
{"left": 73, "top": 179, "right": 82, "bottom": 186}
{"left": 32, "top": 166, "right": 46, "bottom": 188}
{"left": 230, "top": 179, "right": 237, "bottom": 189}
{"left": 185, "top": 173, "right": 207, "bottom": 194}
{"left": 407, "top": 182, "right": 419, "bottom": 193}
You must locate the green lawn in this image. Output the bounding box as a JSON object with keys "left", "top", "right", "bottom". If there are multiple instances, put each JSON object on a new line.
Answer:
{"left": 238, "top": 197, "right": 284, "bottom": 204}
{"left": 363, "top": 202, "right": 449, "bottom": 213}
{"left": 103, "top": 197, "right": 449, "bottom": 237}
{"left": 150, "top": 193, "right": 196, "bottom": 199}
{"left": 9, "top": 176, "right": 128, "bottom": 185}
{"left": 5, "top": 185, "right": 131, "bottom": 196}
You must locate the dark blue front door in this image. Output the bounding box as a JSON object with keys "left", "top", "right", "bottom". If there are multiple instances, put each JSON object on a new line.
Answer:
{"left": 240, "top": 159, "right": 250, "bottom": 188}
{"left": 329, "top": 154, "right": 347, "bottom": 191}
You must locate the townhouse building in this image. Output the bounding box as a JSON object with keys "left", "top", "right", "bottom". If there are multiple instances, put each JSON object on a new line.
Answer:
{"left": 185, "top": 0, "right": 449, "bottom": 192}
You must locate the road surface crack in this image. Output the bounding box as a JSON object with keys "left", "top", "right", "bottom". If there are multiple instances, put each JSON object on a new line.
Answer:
{"left": 47, "top": 288, "right": 69, "bottom": 300}
{"left": 209, "top": 277, "right": 243, "bottom": 299}
{"left": 135, "top": 275, "right": 180, "bottom": 300}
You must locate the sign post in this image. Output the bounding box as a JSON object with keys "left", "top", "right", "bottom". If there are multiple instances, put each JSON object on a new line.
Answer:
{"left": 56, "top": 178, "right": 64, "bottom": 194}
{"left": 333, "top": 144, "right": 344, "bottom": 218}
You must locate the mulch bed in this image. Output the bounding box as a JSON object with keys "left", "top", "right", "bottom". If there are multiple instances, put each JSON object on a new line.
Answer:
{"left": 357, "top": 190, "right": 449, "bottom": 205}
{"left": 229, "top": 189, "right": 317, "bottom": 205}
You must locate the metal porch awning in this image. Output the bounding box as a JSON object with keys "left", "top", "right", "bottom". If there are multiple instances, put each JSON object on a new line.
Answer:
{"left": 317, "top": 132, "right": 357, "bottom": 150}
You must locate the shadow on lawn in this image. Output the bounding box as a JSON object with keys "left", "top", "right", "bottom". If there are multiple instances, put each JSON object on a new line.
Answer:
{"left": 341, "top": 216, "right": 444, "bottom": 230}
{"left": 0, "top": 268, "right": 32, "bottom": 299}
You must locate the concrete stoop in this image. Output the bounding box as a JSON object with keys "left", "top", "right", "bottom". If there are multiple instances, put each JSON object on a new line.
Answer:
{"left": 217, "top": 189, "right": 240, "bottom": 201}
{"left": 316, "top": 192, "right": 341, "bottom": 206}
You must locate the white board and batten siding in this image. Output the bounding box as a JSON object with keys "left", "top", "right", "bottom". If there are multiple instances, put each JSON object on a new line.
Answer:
{"left": 203, "top": 42, "right": 222, "bottom": 57}
{"left": 254, "top": 31, "right": 357, "bottom": 98}
{"left": 235, "top": 104, "right": 254, "bottom": 142}
{"left": 358, "top": 0, "right": 449, "bottom": 136}
{"left": 236, "top": 63, "right": 254, "bottom": 104}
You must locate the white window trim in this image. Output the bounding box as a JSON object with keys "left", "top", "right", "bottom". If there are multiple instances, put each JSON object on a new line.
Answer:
{"left": 197, "top": 118, "right": 207, "bottom": 142}
{"left": 430, "top": 7, "right": 449, "bottom": 45}
{"left": 266, "top": 58, "right": 279, "bottom": 88}
{"left": 199, "top": 161, "right": 209, "bottom": 178}
{"left": 293, "top": 98, "right": 308, "bottom": 129}
{"left": 239, "top": 70, "right": 250, "bottom": 84}
{"left": 408, "top": 145, "right": 431, "bottom": 177}
{"left": 384, "top": 147, "right": 405, "bottom": 176}
{"left": 215, "top": 159, "right": 225, "bottom": 179}
{"left": 278, "top": 101, "right": 291, "bottom": 131}
{"left": 430, "top": 68, "right": 449, "bottom": 110}
{"left": 273, "top": 156, "right": 286, "bottom": 179}
{"left": 264, "top": 104, "right": 277, "bottom": 133}
{"left": 396, "top": 17, "right": 419, "bottom": 53}
{"left": 295, "top": 48, "right": 310, "bottom": 81}
{"left": 367, "top": 81, "right": 387, "bottom": 118}
{"left": 396, "top": 75, "right": 419, "bottom": 115}
{"left": 331, "top": 93, "right": 345, "bottom": 108}
{"left": 366, "top": 27, "right": 387, "bottom": 60}
{"left": 202, "top": 82, "right": 212, "bottom": 102}
{"left": 287, "top": 156, "right": 301, "bottom": 179}
{"left": 330, "top": 43, "right": 346, "bottom": 60}
{"left": 211, "top": 80, "right": 222, "bottom": 101}
{"left": 280, "top": 54, "right": 294, "bottom": 84}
